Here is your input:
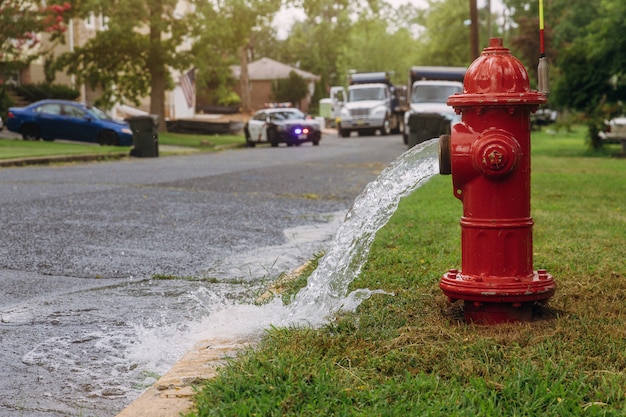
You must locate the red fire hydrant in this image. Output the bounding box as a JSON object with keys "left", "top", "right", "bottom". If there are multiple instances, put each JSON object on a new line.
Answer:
{"left": 438, "top": 38, "right": 556, "bottom": 324}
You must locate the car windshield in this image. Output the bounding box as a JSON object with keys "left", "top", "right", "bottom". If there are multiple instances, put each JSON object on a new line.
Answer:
{"left": 411, "top": 85, "right": 462, "bottom": 104}
{"left": 269, "top": 110, "right": 305, "bottom": 121}
{"left": 349, "top": 87, "right": 385, "bottom": 102}
{"left": 86, "top": 105, "right": 112, "bottom": 121}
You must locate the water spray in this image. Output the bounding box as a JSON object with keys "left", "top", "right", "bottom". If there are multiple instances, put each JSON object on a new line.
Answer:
{"left": 537, "top": 0, "right": 549, "bottom": 93}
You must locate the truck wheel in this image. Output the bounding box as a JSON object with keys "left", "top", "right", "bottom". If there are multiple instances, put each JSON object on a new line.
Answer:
{"left": 339, "top": 127, "right": 350, "bottom": 138}
{"left": 393, "top": 116, "right": 404, "bottom": 134}
{"left": 381, "top": 117, "right": 392, "bottom": 136}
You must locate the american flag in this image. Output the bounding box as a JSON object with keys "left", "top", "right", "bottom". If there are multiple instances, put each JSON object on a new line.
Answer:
{"left": 180, "top": 68, "right": 195, "bottom": 108}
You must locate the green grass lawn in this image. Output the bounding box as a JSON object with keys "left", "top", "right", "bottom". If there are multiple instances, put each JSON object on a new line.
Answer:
{"left": 185, "top": 126, "right": 626, "bottom": 416}
{"left": 0, "top": 131, "right": 244, "bottom": 161}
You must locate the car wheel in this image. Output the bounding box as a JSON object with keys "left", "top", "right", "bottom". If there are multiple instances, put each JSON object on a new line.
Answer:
{"left": 245, "top": 130, "right": 256, "bottom": 147}
{"left": 22, "top": 124, "right": 41, "bottom": 141}
{"left": 268, "top": 129, "right": 279, "bottom": 147}
{"left": 99, "top": 131, "right": 120, "bottom": 146}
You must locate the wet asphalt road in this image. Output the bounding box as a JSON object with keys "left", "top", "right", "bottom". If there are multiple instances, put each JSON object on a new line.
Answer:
{"left": 0, "top": 132, "right": 408, "bottom": 416}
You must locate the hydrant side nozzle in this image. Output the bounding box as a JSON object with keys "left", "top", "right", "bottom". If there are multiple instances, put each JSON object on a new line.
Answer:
{"left": 439, "top": 134, "right": 451, "bottom": 175}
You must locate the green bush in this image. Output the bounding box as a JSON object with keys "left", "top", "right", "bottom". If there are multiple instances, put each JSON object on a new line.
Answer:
{"left": 0, "top": 86, "right": 12, "bottom": 118}
{"left": 12, "top": 83, "right": 80, "bottom": 102}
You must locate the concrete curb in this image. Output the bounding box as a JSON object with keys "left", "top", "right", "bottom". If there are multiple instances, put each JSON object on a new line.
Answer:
{"left": 0, "top": 152, "right": 129, "bottom": 168}
{"left": 116, "top": 263, "right": 311, "bottom": 416}
{"left": 116, "top": 340, "right": 247, "bottom": 417}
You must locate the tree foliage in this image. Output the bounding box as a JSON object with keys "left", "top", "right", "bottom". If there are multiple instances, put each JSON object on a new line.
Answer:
{"left": 54, "top": 0, "right": 194, "bottom": 129}
{"left": 271, "top": 70, "right": 308, "bottom": 106}
{"left": 413, "top": 0, "right": 476, "bottom": 67}
{"left": 0, "top": 0, "right": 71, "bottom": 69}
{"left": 193, "top": 0, "right": 283, "bottom": 112}
{"left": 549, "top": 0, "right": 626, "bottom": 147}
{"left": 5, "top": 0, "right": 624, "bottom": 148}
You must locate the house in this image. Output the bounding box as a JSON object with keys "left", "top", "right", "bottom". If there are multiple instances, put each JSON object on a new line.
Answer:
{"left": 231, "top": 58, "right": 320, "bottom": 113}
{"left": 3, "top": 3, "right": 196, "bottom": 122}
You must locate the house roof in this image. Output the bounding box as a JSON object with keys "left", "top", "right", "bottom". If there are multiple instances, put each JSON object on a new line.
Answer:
{"left": 232, "top": 57, "right": 320, "bottom": 81}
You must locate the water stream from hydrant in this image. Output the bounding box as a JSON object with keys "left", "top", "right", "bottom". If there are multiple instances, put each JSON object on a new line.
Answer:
{"left": 127, "top": 138, "right": 439, "bottom": 409}
{"left": 282, "top": 138, "right": 440, "bottom": 326}
{"left": 138, "top": 139, "right": 440, "bottom": 349}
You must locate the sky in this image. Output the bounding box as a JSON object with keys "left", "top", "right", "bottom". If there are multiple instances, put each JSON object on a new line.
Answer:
{"left": 273, "top": 0, "right": 504, "bottom": 39}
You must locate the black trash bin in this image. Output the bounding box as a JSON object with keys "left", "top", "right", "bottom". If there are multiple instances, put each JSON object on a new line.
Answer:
{"left": 127, "top": 115, "right": 159, "bottom": 157}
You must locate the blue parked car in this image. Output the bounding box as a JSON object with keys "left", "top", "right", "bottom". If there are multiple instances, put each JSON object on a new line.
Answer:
{"left": 6, "top": 99, "right": 133, "bottom": 146}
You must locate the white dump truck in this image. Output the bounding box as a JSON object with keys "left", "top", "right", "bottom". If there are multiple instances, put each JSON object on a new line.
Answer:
{"left": 403, "top": 66, "right": 466, "bottom": 147}
{"left": 332, "top": 72, "right": 408, "bottom": 138}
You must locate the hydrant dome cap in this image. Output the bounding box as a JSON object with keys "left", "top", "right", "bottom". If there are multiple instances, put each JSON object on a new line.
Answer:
{"left": 447, "top": 38, "right": 546, "bottom": 108}
{"left": 464, "top": 38, "right": 530, "bottom": 95}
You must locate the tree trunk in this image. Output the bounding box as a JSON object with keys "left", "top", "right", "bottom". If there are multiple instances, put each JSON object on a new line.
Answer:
{"left": 239, "top": 45, "right": 251, "bottom": 114}
{"left": 149, "top": 0, "right": 167, "bottom": 131}
{"left": 150, "top": 67, "right": 167, "bottom": 132}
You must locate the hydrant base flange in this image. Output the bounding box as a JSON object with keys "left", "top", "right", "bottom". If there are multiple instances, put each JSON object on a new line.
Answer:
{"left": 440, "top": 269, "right": 555, "bottom": 324}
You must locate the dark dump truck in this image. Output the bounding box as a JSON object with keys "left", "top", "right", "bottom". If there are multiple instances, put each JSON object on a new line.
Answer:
{"left": 403, "top": 66, "right": 466, "bottom": 147}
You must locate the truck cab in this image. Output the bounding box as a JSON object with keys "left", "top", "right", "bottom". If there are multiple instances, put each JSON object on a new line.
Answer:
{"left": 332, "top": 71, "right": 406, "bottom": 138}
{"left": 336, "top": 83, "right": 393, "bottom": 137}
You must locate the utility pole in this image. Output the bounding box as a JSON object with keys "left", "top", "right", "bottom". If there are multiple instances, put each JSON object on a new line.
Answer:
{"left": 469, "top": 0, "right": 479, "bottom": 60}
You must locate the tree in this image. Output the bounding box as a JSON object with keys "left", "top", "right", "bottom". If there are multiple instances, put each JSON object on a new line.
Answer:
{"left": 0, "top": 0, "right": 71, "bottom": 69}
{"left": 193, "top": 0, "right": 283, "bottom": 113}
{"left": 55, "top": 0, "right": 194, "bottom": 130}
{"left": 271, "top": 70, "right": 308, "bottom": 107}
{"left": 413, "top": 0, "right": 476, "bottom": 67}
{"left": 344, "top": 6, "right": 421, "bottom": 85}
{"left": 549, "top": 0, "right": 626, "bottom": 148}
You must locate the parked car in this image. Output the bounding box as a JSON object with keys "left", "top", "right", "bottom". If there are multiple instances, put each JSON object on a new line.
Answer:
{"left": 0, "top": 114, "right": 3, "bottom": 131}
{"left": 530, "top": 107, "right": 558, "bottom": 128}
{"left": 244, "top": 107, "right": 321, "bottom": 147}
{"left": 599, "top": 116, "right": 626, "bottom": 144}
{"left": 6, "top": 99, "right": 133, "bottom": 146}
